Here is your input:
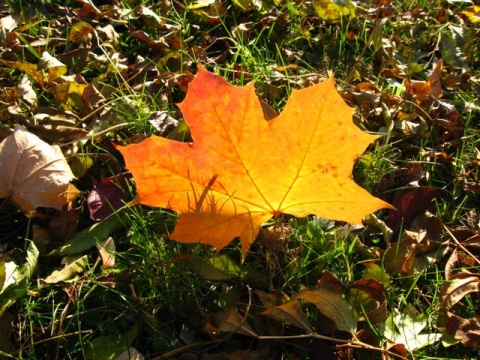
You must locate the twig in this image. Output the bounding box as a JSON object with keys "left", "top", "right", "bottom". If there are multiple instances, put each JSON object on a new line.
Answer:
{"left": 9, "top": 330, "right": 93, "bottom": 356}
{"left": 444, "top": 225, "right": 480, "bottom": 266}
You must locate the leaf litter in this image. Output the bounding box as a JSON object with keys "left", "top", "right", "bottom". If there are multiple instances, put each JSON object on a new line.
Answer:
{"left": 0, "top": 0, "right": 479, "bottom": 358}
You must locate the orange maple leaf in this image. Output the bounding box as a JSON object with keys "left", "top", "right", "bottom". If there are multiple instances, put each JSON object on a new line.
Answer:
{"left": 117, "top": 66, "right": 391, "bottom": 256}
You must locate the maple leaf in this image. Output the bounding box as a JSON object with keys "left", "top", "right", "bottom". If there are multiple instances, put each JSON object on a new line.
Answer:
{"left": 117, "top": 65, "right": 391, "bottom": 255}
{"left": 0, "top": 126, "right": 78, "bottom": 212}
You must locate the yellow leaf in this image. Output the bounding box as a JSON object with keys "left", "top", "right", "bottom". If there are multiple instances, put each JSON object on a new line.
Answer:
{"left": 461, "top": 5, "right": 480, "bottom": 23}
{"left": 312, "top": 0, "right": 357, "bottom": 22}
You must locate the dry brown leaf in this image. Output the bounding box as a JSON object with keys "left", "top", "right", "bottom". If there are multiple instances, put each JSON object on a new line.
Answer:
{"left": 445, "top": 314, "right": 480, "bottom": 348}
{"left": 261, "top": 300, "right": 313, "bottom": 332}
{"left": 97, "top": 237, "right": 116, "bottom": 269}
{"left": 204, "top": 308, "right": 257, "bottom": 337}
{"left": 297, "top": 288, "right": 357, "bottom": 334}
{"left": 349, "top": 278, "right": 387, "bottom": 324}
{"left": 0, "top": 126, "right": 78, "bottom": 212}
{"left": 440, "top": 272, "right": 480, "bottom": 312}
{"left": 440, "top": 272, "right": 480, "bottom": 347}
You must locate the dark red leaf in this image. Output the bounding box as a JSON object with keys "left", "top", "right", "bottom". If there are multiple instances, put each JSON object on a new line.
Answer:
{"left": 388, "top": 188, "right": 441, "bottom": 238}
{"left": 88, "top": 172, "right": 133, "bottom": 221}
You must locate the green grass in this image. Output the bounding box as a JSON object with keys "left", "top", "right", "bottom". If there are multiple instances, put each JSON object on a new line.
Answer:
{"left": 1, "top": 0, "right": 480, "bottom": 358}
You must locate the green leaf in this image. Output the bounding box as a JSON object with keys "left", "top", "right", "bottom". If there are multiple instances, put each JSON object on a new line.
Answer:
{"left": 48, "top": 209, "right": 128, "bottom": 257}
{"left": 68, "top": 21, "right": 95, "bottom": 43}
{"left": 363, "top": 264, "right": 390, "bottom": 288}
{"left": 84, "top": 325, "right": 138, "bottom": 360}
{"left": 297, "top": 288, "right": 357, "bottom": 334}
{"left": 381, "top": 307, "right": 441, "bottom": 352}
{"left": 441, "top": 25, "right": 469, "bottom": 71}
{"left": 0, "top": 242, "right": 39, "bottom": 312}
{"left": 43, "top": 255, "right": 89, "bottom": 283}
{"left": 181, "top": 254, "right": 250, "bottom": 280}
{"left": 262, "top": 300, "right": 313, "bottom": 332}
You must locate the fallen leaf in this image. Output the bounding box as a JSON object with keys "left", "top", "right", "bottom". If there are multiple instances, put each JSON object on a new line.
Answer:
{"left": 349, "top": 278, "right": 387, "bottom": 324}
{"left": 256, "top": 223, "right": 291, "bottom": 252}
{"left": 383, "top": 215, "right": 448, "bottom": 279}
{"left": 440, "top": 271, "right": 480, "bottom": 347}
{"left": 317, "top": 270, "right": 346, "bottom": 293}
{"left": 97, "top": 237, "right": 116, "bottom": 270}
{"left": 262, "top": 299, "right": 313, "bottom": 332}
{"left": 429, "top": 59, "right": 444, "bottom": 99}
{"left": 147, "top": 111, "right": 179, "bottom": 135}
{"left": 0, "top": 243, "right": 38, "bottom": 315}
{"left": 297, "top": 288, "right": 357, "bottom": 334}
{"left": 387, "top": 188, "right": 441, "bottom": 238}
{"left": 43, "top": 255, "right": 89, "bottom": 283}
{"left": 88, "top": 173, "right": 133, "bottom": 221}
{"left": 114, "top": 347, "right": 144, "bottom": 360}
{"left": 444, "top": 313, "right": 480, "bottom": 348}
{"left": 0, "top": 52, "right": 67, "bottom": 88}
{"left": 117, "top": 65, "right": 391, "bottom": 255}
{"left": 25, "top": 123, "right": 88, "bottom": 143}
{"left": 461, "top": 5, "right": 480, "bottom": 23}
{"left": 84, "top": 325, "right": 139, "bottom": 360}
{"left": 37, "top": 51, "right": 68, "bottom": 84}
{"left": 48, "top": 208, "right": 129, "bottom": 257}
{"left": 404, "top": 60, "right": 444, "bottom": 101}
{"left": 205, "top": 308, "right": 258, "bottom": 337}
{"left": 363, "top": 263, "right": 390, "bottom": 288}
{"left": 312, "top": 0, "right": 357, "bottom": 22}
{"left": 0, "top": 126, "right": 78, "bottom": 212}
{"left": 17, "top": 74, "right": 37, "bottom": 105}
{"left": 179, "top": 254, "right": 251, "bottom": 280}
{"left": 31, "top": 225, "right": 52, "bottom": 255}
{"left": 254, "top": 289, "right": 290, "bottom": 308}
{"left": 382, "top": 307, "right": 442, "bottom": 352}
{"left": 440, "top": 271, "right": 480, "bottom": 313}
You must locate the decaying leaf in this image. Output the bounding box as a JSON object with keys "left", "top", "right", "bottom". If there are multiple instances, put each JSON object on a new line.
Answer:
{"left": 114, "top": 347, "right": 144, "bottom": 360}
{"left": 43, "top": 255, "right": 89, "bottom": 283}
{"left": 84, "top": 325, "right": 139, "bottom": 360}
{"left": 382, "top": 307, "right": 442, "bottom": 353}
{"left": 0, "top": 52, "right": 67, "bottom": 88}
{"left": 262, "top": 299, "right": 313, "bottom": 332}
{"left": 405, "top": 60, "right": 444, "bottom": 101}
{"left": 117, "top": 65, "right": 391, "bottom": 255}
{"left": 349, "top": 278, "right": 387, "bottom": 324}
{"left": 88, "top": 173, "right": 133, "bottom": 221}
{"left": 0, "top": 243, "right": 39, "bottom": 316}
{"left": 388, "top": 188, "right": 441, "bottom": 237}
{"left": 0, "top": 126, "right": 78, "bottom": 212}
{"left": 444, "top": 313, "right": 480, "bottom": 348}
{"left": 204, "top": 308, "right": 258, "bottom": 337}
{"left": 48, "top": 208, "right": 129, "bottom": 257}
{"left": 179, "top": 254, "right": 250, "bottom": 280}
{"left": 384, "top": 212, "right": 449, "bottom": 279}
{"left": 440, "top": 271, "right": 480, "bottom": 347}
{"left": 97, "top": 237, "right": 116, "bottom": 270}
{"left": 297, "top": 288, "right": 357, "bottom": 334}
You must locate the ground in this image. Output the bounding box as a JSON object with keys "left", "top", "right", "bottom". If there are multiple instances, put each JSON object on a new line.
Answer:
{"left": 0, "top": 0, "right": 480, "bottom": 359}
